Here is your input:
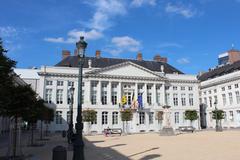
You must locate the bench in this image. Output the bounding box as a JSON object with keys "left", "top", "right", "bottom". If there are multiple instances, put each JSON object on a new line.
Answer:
{"left": 104, "top": 128, "right": 122, "bottom": 136}
{"left": 178, "top": 126, "right": 195, "bottom": 133}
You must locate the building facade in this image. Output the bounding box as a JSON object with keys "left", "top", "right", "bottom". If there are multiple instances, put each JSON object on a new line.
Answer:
{"left": 199, "top": 60, "right": 240, "bottom": 129}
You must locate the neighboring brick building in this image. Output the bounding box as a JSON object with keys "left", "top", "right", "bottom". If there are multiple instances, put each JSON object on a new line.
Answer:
{"left": 218, "top": 49, "right": 240, "bottom": 65}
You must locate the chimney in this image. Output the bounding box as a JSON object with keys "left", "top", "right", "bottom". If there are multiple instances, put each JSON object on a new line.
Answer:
{"left": 153, "top": 54, "right": 168, "bottom": 63}
{"left": 136, "top": 52, "right": 143, "bottom": 61}
{"left": 96, "top": 50, "right": 101, "bottom": 58}
{"left": 62, "top": 50, "right": 71, "bottom": 59}
{"left": 74, "top": 49, "right": 78, "bottom": 56}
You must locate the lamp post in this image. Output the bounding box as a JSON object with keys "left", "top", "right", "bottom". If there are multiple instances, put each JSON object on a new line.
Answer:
{"left": 73, "top": 36, "right": 87, "bottom": 160}
{"left": 214, "top": 101, "right": 221, "bottom": 132}
{"left": 68, "top": 84, "right": 74, "bottom": 144}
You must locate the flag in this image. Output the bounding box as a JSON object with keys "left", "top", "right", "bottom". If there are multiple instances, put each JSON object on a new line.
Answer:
{"left": 121, "top": 95, "right": 127, "bottom": 105}
{"left": 137, "top": 95, "right": 143, "bottom": 109}
{"left": 131, "top": 92, "right": 138, "bottom": 110}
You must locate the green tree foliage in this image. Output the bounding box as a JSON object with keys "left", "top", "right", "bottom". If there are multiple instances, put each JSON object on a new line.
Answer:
{"left": 185, "top": 110, "right": 198, "bottom": 126}
{"left": 212, "top": 109, "right": 224, "bottom": 120}
{"left": 120, "top": 109, "right": 133, "bottom": 122}
{"left": 82, "top": 109, "right": 97, "bottom": 123}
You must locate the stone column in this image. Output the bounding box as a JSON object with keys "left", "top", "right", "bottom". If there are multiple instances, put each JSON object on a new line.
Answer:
{"left": 107, "top": 81, "right": 112, "bottom": 105}
{"left": 143, "top": 83, "right": 147, "bottom": 106}
{"left": 118, "top": 82, "right": 122, "bottom": 105}
{"left": 97, "top": 81, "right": 101, "bottom": 105}
{"left": 84, "top": 80, "right": 91, "bottom": 105}
{"left": 161, "top": 83, "right": 166, "bottom": 106}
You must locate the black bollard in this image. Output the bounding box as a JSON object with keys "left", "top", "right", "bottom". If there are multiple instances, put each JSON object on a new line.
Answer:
{"left": 52, "top": 145, "right": 67, "bottom": 160}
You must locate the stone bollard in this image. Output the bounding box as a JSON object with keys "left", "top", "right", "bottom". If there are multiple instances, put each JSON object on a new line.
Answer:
{"left": 52, "top": 145, "right": 67, "bottom": 160}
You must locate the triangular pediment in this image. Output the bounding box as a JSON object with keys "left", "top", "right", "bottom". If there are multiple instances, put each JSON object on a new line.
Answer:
{"left": 86, "top": 61, "right": 165, "bottom": 79}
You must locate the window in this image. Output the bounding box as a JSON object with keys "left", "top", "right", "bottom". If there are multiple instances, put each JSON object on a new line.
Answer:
{"left": 209, "top": 97, "right": 212, "bottom": 107}
{"left": 92, "top": 112, "right": 97, "bottom": 124}
{"left": 204, "top": 91, "right": 206, "bottom": 95}
{"left": 208, "top": 90, "right": 211, "bottom": 94}
{"left": 147, "top": 85, "right": 152, "bottom": 105}
{"left": 214, "top": 96, "right": 218, "bottom": 104}
{"left": 204, "top": 97, "right": 207, "bottom": 106}
{"left": 181, "top": 94, "right": 186, "bottom": 106}
{"left": 228, "top": 86, "right": 232, "bottom": 90}
{"left": 229, "top": 111, "right": 234, "bottom": 121}
{"left": 165, "top": 86, "right": 169, "bottom": 90}
{"left": 67, "top": 111, "right": 71, "bottom": 124}
{"left": 229, "top": 93, "right": 233, "bottom": 105}
{"left": 67, "top": 89, "right": 74, "bottom": 105}
{"left": 46, "top": 80, "right": 53, "bottom": 86}
{"left": 181, "top": 86, "right": 185, "bottom": 91}
{"left": 91, "top": 81, "right": 97, "bottom": 105}
{"left": 235, "top": 84, "right": 239, "bottom": 88}
{"left": 56, "top": 111, "right": 62, "bottom": 124}
{"left": 222, "top": 87, "right": 225, "bottom": 91}
{"left": 127, "top": 92, "right": 132, "bottom": 105}
{"left": 102, "top": 112, "right": 108, "bottom": 125}
{"left": 173, "top": 94, "right": 178, "bottom": 106}
{"left": 112, "top": 112, "right": 118, "bottom": 125}
{"left": 236, "top": 91, "right": 240, "bottom": 104}
{"left": 149, "top": 112, "right": 154, "bottom": 124}
{"left": 68, "top": 81, "right": 74, "bottom": 86}
{"left": 173, "top": 86, "right": 177, "bottom": 90}
{"left": 209, "top": 112, "right": 213, "bottom": 122}
{"left": 101, "top": 83, "right": 108, "bottom": 105}
{"left": 222, "top": 94, "right": 226, "bottom": 106}
{"left": 156, "top": 88, "right": 161, "bottom": 105}
{"left": 45, "top": 89, "right": 52, "bottom": 103}
{"left": 214, "top": 89, "right": 217, "bottom": 93}
{"left": 189, "top": 94, "right": 194, "bottom": 106}
{"left": 166, "top": 93, "right": 170, "bottom": 105}
{"left": 111, "top": 84, "right": 118, "bottom": 105}
{"left": 57, "top": 80, "right": 63, "bottom": 86}
{"left": 139, "top": 112, "right": 145, "bottom": 124}
{"left": 189, "top": 87, "right": 193, "bottom": 91}
{"left": 175, "top": 112, "right": 179, "bottom": 124}
{"left": 56, "top": 89, "right": 63, "bottom": 104}
{"left": 224, "top": 112, "right": 227, "bottom": 122}
{"left": 138, "top": 84, "right": 143, "bottom": 96}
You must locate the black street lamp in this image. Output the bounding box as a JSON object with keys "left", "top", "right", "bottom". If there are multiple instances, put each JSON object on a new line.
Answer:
{"left": 73, "top": 36, "right": 87, "bottom": 160}
{"left": 68, "top": 84, "right": 74, "bottom": 144}
{"left": 214, "top": 101, "right": 222, "bottom": 132}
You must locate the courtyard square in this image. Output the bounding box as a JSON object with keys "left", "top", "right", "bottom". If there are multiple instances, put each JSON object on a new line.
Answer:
{"left": 85, "top": 130, "right": 240, "bottom": 160}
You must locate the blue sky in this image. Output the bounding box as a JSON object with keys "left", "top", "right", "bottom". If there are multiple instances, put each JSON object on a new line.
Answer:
{"left": 1, "top": 0, "right": 240, "bottom": 74}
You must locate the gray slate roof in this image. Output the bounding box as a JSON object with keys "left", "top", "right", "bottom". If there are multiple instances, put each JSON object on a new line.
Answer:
{"left": 198, "top": 60, "right": 240, "bottom": 81}
{"left": 55, "top": 56, "right": 184, "bottom": 74}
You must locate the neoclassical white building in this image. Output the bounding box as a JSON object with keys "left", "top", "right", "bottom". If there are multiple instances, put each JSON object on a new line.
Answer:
{"left": 16, "top": 51, "right": 200, "bottom": 133}
{"left": 198, "top": 60, "right": 240, "bottom": 129}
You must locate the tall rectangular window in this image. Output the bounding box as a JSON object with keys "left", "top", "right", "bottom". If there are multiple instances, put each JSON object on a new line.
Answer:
{"left": 149, "top": 112, "right": 154, "bottom": 124}
{"left": 92, "top": 112, "right": 97, "bottom": 125}
{"left": 56, "top": 89, "right": 63, "bottom": 104}
{"left": 222, "top": 94, "right": 226, "bottom": 106}
{"left": 236, "top": 91, "right": 240, "bottom": 104}
{"left": 229, "top": 93, "right": 233, "bottom": 105}
{"left": 147, "top": 85, "right": 152, "bottom": 105}
{"left": 224, "top": 112, "right": 227, "bottom": 122}
{"left": 214, "top": 96, "right": 218, "bottom": 104}
{"left": 45, "top": 89, "right": 52, "bottom": 103}
{"left": 111, "top": 84, "right": 118, "bottom": 105}
{"left": 204, "top": 97, "right": 207, "bottom": 106}
{"left": 56, "top": 111, "right": 62, "bottom": 124}
{"left": 173, "top": 94, "right": 178, "bottom": 106}
{"left": 189, "top": 86, "right": 193, "bottom": 91}
{"left": 175, "top": 112, "right": 179, "bottom": 124}
{"left": 102, "top": 112, "right": 108, "bottom": 125}
{"left": 189, "top": 94, "right": 194, "bottom": 106}
{"left": 68, "top": 81, "right": 74, "bottom": 87}
{"left": 173, "top": 86, "right": 177, "bottom": 90}
{"left": 229, "top": 111, "right": 234, "bottom": 121}
{"left": 112, "top": 112, "right": 118, "bottom": 125}
{"left": 91, "top": 81, "right": 97, "bottom": 105}
{"left": 181, "top": 94, "right": 186, "bottom": 106}
{"left": 156, "top": 85, "right": 161, "bottom": 105}
{"left": 139, "top": 112, "right": 145, "bottom": 124}
{"left": 209, "top": 97, "right": 212, "bottom": 107}
{"left": 181, "top": 86, "right": 185, "bottom": 90}
{"left": 101, "top": 83, "right": 107, "bottom": 105}
{"left": 57, "top": 80, "right": 63, "bottom": 86}
{"left": 166, "top": 93, "right": 170, "bottom": 105}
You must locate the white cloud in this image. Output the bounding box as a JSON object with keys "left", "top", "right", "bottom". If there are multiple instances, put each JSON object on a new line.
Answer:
{"left": 105, "top": 36, "right": 141, "bottom": 56}
{"left": 177, "top": 58, "right": 190, "bottom": 64}
{"left": 158, "top": 42, "right": 183, "bottom": 48}
{"left": 88, "top": 0, "right": 127, "bottom": 31}
{"left": 131, "top": 0, "right": 156, "bottom": 7}
{"left": 44, "top": 29, "right": 103, "bottom": 43}
{"left": 0, "top": 26, "right": 18, "bottom": 38}
{"left": 165, "top": 3, "right": 197, "bottom": 18}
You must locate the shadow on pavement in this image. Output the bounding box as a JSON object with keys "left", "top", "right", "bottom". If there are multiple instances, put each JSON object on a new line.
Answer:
{"left": 140, "top": 154, "right": 162, "bottom": 160}
{"left": 128, "top": 147, "right": 159, "bottom": 158}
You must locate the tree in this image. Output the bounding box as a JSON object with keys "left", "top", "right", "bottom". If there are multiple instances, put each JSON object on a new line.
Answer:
{"left": 120, "top": 109, "right": 133, "bottom": 134}
{"left": 185, "top": 110, "right": 198, "bottom": 127}
{"left": 82, "top": 109, "right": 97, "bottom": 134}
{"left": 212, "top": 109, "right": 224, "bottom": 132}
